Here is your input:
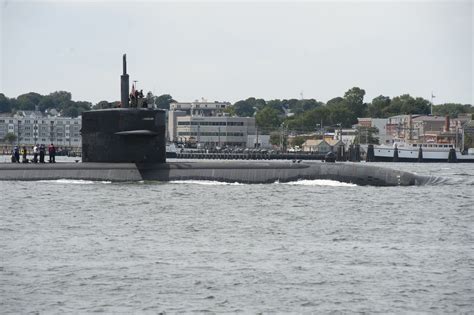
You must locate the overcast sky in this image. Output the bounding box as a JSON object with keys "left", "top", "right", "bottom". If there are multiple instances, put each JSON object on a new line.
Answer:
{"left": 1, "top": 0, "right": 472, "bottom": 105}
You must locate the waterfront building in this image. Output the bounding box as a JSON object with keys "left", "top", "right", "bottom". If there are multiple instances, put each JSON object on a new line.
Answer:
{"left": 0, "top": 111, "right": 82, "bottom": 148}
{"left": 168, "top": 100, "right": 232, "bottom": 143}
{"left": 175, "top": 115, "right": 256, "bottom": 148}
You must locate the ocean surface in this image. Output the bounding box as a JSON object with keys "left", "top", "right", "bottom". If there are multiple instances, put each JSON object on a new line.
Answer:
{"left": 1, "top": 161, "right": 473, "bottom": 313}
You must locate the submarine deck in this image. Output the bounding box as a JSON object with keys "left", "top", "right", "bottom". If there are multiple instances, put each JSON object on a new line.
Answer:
{"left": 0, "top": 160, "right": 431, "bottom": 186}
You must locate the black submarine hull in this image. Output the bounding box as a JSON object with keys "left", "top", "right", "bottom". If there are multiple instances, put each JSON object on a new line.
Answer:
{"left": 0, "top": 161, "right": 433, "bottom": 186}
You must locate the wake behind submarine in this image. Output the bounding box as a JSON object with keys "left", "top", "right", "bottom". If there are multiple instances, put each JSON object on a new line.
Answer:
{"left": 0, "top": 55, "right": 432, "bottom": 186}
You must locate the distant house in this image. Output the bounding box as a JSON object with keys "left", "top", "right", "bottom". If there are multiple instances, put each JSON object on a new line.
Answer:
{"left": 302, "top": 139, "right": 343, "bottom": 153}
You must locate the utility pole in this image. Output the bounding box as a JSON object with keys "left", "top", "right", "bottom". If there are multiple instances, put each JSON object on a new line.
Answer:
{"left": 256, "top": 125, "right": 259, "bottom": 148}
{"left": 430, "top": 92, "right": 435, "bottom": 115}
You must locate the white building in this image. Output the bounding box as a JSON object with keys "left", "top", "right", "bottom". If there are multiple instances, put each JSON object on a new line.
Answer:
{"left": 0, "top": 111, "right": 82, "bottom": 147}
{"left": 176, "top": 116, "right": 256, "bottom": 148}
{"left": 170, "top": 101, "right": 231, "bottom": 116}
{"left": 168, "top": 100, "right": 232, "bottom": 143}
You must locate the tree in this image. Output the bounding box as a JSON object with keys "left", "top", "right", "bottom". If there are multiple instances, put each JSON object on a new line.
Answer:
{"left": 155, "top": 94, "right": 175, "bottom": 110}
{"left": 464, "top": 133, "right": 474, "bottom": 149}
{"left": 93, "top": 100, "right": 112, "bottom": 109}
{"left": 62, "top": 101, "right": 91, "bottom": 117}
{"left": 233, "top": 100, "right": 256, "bottom": 117}
{"left": 266, "top": 99, "right": 285, "bottom": 114}
{"left": 368, "top": 95, "right": 391, "bottom": 118}
{"left": 355, "top": 126, "right": 379, "bottom": 144}
{"left": 16, "top": 92, "right": 43, "bottom": 110}
{"left": 344, "top": 87, "right": 367, "bottom": 119}
{"left": 38, "top": 96, "right": 56, "bottom": 112}
{"left": 255, "top": 106, "right": 282, "bottom": 131}
{"left": 329, "top": 103, "right": 354, "bottom": 128}
{"left": 62, "top": 106, "right": 79, "bottom": 117}
{"left": 326, "top": 97, "right": 345, "bottom": 107}
{"left": 3, "top": 133, "right": 17, "bottom": 145}
{"left": 290, "top": 136, "right": 306, "bottom": 147}
{"left": 386, "top": 94, "right": 430, "bottom": 116}
{"left": 0, "top": 93, "right": 11, "bottom": 113}
{"left": 223, "top": 105, "right": 236, "bottom": 116}
{"left": 289, "top": 99, "right": 322, "bottom": 115}
{"left": 433, "top": 103, "right": 471, "bottom": 118}
{"left": 285, "top": 106, "right": 331, "bottom": 133}
{"left": 232, "top": 97, "right": 266, "bottom": 117}
{"left": 269, "top": 131, "right": 281, "bottom": 146}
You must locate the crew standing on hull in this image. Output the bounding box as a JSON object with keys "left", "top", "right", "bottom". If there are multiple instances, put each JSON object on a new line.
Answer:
{"left": 39, "top": 144, "right": 46, "bottom": 163}
{"left": 48, "top": 143, "right": 56, "bottom": 163}
{"left": 21, "top": 146, "right": 28, "bottom": 163}
{"left": 33, "top": 144, "right": 39, "bottom": 163}
{"left": 11, "top": 146, "right": 20, "bottom": 163}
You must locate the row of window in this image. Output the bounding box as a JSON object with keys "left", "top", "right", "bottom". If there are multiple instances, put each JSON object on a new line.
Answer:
{"left": 18, "top": 138, "right": 80, "bottom": 142}
{"left": 411, "top": 143, "right": 454, "bottom": 148}
{"left": 0, "top": 120, "right": 80, "bottom": 124}
{"left": 177, "top": 121, "right": 245, "bottom": 126}
{"left": 177, "top": 132, "right": 245, "bottom": 137}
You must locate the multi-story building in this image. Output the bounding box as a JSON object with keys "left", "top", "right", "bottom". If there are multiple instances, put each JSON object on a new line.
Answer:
{"left": 0, "top": 111, "right": 82, "bottom": 148}
{"left": 168, "top": 100, "right": 232, "bottom": 142}
{"left": 175, "top": 116, "right": 256, "bottom": 148}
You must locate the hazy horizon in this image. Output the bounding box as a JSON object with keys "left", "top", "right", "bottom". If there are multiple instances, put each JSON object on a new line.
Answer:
{"left": 1, "top": 0, "right": 473, "bottom": 105}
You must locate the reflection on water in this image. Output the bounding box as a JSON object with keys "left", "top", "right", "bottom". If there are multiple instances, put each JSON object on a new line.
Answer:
{"left": 1, "top": 163, "right": 473, "bottom": 312}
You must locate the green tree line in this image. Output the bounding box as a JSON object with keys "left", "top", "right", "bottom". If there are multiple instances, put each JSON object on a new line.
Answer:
{"left": 0, "top": 91, "right": 176, "bottom": 117}
{"left": 1, "top": 88, "right": 472, "bottom": 128}
{"left": 226, "top": 87, "right": 473, "bottom": 134}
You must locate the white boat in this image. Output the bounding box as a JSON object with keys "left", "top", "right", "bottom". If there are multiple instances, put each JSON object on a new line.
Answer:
{"left": 369, "top": 140, "right": 474, "bottom": 162}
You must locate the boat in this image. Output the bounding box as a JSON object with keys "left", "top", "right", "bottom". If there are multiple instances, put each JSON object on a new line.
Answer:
{"left": 365, "top": 114, "right": 474, "bottom": 162}
{"left": 369, "top": 140, "right": 474, "bottom": 162}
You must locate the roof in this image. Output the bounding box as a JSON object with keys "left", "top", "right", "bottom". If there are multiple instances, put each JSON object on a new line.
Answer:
{"left": 412, "top": 115, "right": 447, "bottom": 122}
{"left": 326, "top": 139, "right": 344, "bottom": 146}
{"left": 303, "top": 139, "right": 326, "bottom": 147}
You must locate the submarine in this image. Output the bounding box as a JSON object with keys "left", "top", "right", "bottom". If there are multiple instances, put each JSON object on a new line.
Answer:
{"left": 0, "top": 55, "right": 432, "bottom": 186}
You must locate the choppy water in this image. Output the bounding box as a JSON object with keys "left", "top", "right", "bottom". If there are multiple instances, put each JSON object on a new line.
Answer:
{"left": 1, "top": 162, "right": 473, "bottom": 313}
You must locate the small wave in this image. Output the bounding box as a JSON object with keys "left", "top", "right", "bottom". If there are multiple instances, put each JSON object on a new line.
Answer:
{"left": 282, "top": 179, "right": 357, "bottom": 187}
{"left": 169, "top": 180, "right": 244, "bottom": 186}
{"left": 37, "top": 179, "right": 112, "bottom": 184}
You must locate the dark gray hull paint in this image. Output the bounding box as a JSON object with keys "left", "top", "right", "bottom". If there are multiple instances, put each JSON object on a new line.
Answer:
{"left": 0, "top": 161, "right": 432, "bottom": 186}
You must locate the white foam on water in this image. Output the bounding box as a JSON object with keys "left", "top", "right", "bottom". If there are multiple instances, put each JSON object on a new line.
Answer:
{"left": 282, "top": 179, "right": 357, "bottom": 187}
{"left": 37, "top": 179, "right": 112, "bottom": 184}
{"left": 169, "top": 180, "right": 244, "bottom": 186}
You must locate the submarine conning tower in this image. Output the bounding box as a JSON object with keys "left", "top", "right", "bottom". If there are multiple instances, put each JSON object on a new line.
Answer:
{"left": 81, "top": 54, "right": 166, "bottom": 163}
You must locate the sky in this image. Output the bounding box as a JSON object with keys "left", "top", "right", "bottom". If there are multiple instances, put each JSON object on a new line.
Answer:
{"left": 1, "top": 0, "right": 473, "bottom": 106}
